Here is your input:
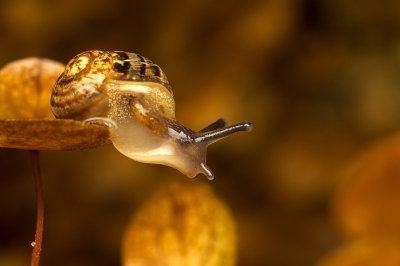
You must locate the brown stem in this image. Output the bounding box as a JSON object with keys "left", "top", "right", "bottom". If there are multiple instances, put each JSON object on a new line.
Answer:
{"left": 29, "top": 150, "right": 44, "bottom": 266}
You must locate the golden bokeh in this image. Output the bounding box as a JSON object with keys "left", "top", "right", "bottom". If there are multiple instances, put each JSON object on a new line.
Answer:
{"left": 1, "top": 0, "right": 400, "bottom": 265}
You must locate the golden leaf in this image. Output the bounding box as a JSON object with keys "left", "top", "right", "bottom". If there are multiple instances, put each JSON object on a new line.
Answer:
{"left": 332, "top": 132, "right": 400, "bottom": 241}
{"left": 122, "top": 182, "right": 237, "bottom": 266}
{"left": 316, "top": 240, "right": 400, "bottom": 266}
{"left": 0, "top": 57, "right": 64, "bottom": 119}
{"left": 0, "top": 119, "right": 110, "bottom": 150}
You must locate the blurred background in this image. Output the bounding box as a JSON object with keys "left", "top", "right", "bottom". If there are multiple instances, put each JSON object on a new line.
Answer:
{"left": 1, "top": 0, "right": 400, "bottom": 265}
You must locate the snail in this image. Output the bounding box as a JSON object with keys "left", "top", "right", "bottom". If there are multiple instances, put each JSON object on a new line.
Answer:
{"left": 51, "top": 50, "right": 252, "bottom": 179}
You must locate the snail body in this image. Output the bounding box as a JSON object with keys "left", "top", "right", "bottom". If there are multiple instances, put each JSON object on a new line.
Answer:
{"left": 51, "top": 50, "right": 252, "bottom": 179}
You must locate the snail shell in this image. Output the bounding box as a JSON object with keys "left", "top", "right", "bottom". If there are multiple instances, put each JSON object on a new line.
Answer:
{"left": 51, "top": 50, "right": 252, "bottom": 179}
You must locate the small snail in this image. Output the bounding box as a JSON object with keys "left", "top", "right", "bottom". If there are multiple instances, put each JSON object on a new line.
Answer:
{"left": 51, "top": 50, "right": 252, "bottom": 179}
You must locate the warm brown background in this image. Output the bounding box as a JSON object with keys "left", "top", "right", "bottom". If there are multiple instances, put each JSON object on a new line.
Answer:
{"left": 1, "top": 0, "right": 400, "bottom": 265}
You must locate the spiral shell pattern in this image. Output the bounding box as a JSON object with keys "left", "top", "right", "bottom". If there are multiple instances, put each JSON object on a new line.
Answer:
{"left": 51, "top": 50, "right": 171, "bottom": 120}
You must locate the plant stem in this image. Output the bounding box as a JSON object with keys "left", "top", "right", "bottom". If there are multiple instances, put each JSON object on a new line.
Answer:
{"left": 29, "top": 150, "right": 44, "bottom": 266}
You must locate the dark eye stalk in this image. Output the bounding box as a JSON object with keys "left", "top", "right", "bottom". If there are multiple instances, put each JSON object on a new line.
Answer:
{"left": 195, "top": 119, "right": 252, "bottom": 144}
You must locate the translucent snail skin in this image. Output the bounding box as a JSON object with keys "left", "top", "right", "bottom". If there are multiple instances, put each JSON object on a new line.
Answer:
{"left": 51, "top": 50, "right": 252, "bottom": 179}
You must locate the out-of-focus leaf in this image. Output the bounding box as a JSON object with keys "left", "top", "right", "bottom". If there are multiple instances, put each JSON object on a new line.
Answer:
{"left": 0, "top": 58, "right": 64, "bottom": 119}
{"left": 0, "top": 58, "right": 111, "bottom": 150}
{"left": 122, "top": 182, "right": 237, "bottom": 266}
{"left": 316, "top": 240, "right": 400, "bottom": 266}
{"left": 332, "top": 132, "right": 400, "bottom": 240}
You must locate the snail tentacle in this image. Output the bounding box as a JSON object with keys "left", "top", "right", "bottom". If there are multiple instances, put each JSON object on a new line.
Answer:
{"left": 198, "top": 118, "right": 226, "bottom": 133}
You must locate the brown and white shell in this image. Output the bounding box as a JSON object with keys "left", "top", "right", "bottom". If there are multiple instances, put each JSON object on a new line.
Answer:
{"left": 50, "top": 50, "right": 171, "bottom": 120}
